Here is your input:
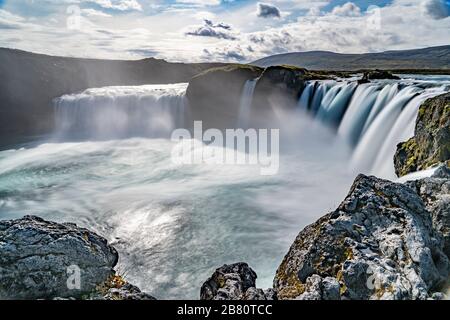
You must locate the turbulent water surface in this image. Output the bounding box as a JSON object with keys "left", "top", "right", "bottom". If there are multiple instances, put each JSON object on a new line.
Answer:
{"left": 0, "top": 75, "right": 449, "bottom": 299}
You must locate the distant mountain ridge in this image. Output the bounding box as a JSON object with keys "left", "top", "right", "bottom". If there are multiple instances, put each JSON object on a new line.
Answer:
{"left": 252, "top": 45, "right": 450, "bottom": 70}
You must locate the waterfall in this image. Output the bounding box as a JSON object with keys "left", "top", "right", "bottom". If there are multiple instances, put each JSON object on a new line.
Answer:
{"left": 238, "top": 79, "right": 258, "bottom": 128}
{"left": 54, "top": 83, "right": 188, "bottom": 140}
{"left": 338, "top": 84, "right": 379, "bottom": 146}
{"left": 297, "top": 78, "right": 448, "bottom": 178}
{"left": 54, "top": 76, "right": 448, "bottom": 178}
{"left": 297, "top": 82, "right": 314, "bottom": 110}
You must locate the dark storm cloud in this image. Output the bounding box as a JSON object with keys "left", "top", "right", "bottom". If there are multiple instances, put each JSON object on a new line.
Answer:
{"left": 422, "top": 0, "right": 450, "bottom": 19}
{"left": 185, "top": 19, "right": 237, "bottom": 40}
{"left": 256, "top": 3, "right": 281, "bottom": 18}
{"left": 203, "top": 48, "right": 246, "bottom": 62}
{"left": 128, "top": 49, "right": 159, "bottom": 57}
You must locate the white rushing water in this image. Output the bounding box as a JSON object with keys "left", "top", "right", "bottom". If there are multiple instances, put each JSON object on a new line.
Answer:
{"left": 54, "top": 83, "right": 188, "bottom": 140}
{"left": 297, "top": 77, "right": 449, "bottom": 178}
{"left": 0, "top": 76, "right": 449, "bottom": 299}
{"left": 238, "top": 79, "right": 258, "bottom": 128}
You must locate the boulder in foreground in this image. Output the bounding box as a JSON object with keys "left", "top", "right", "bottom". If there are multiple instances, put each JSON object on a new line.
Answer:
{"left": 273, "top": 174, "right": 449, "bottom": 300}
{"left": 200, "top": 263, "right": 276, "bottom": 300}
{"left": 0, "top": 215, "right": 155, "bottom": 300}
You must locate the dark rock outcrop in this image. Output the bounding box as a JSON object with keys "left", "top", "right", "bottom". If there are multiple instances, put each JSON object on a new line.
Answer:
{"left": 251, "top": 66, "right": 311, "bottom": 125}
{"left": 186, "top": 65, "right": 263, "bottom": 130}
{"left": 394, "top": 93, "right": 450, "bottom": 177}
{"left": 186, "top": 64, "right": 328, "bottom": 130}
{"left": 0, "top": 215, "right": 155, "bottom": 300}
{"left": 358, "top": 70, "right": 400, "bottom": 84}
{"left": 273, "top": 174, "right": 449, "bottom": 300}
{"left": 200, "top": 263, "right": 276, "bottom": 300}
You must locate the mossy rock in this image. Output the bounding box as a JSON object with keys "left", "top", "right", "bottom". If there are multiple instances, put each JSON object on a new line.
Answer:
{"left": 394, "top": 92, "right": 450, "bottom": 177}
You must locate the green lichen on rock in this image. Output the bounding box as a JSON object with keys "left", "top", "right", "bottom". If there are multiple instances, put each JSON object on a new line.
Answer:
{"left": 394, "top": 92, "right": 450, "bottom": 177}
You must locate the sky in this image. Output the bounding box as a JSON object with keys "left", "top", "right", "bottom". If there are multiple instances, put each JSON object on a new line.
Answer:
{"left": 0, "top": 0, "right": 449, "bottom": 62}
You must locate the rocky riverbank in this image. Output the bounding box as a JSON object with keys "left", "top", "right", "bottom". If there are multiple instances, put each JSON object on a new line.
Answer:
{"left": 0, "top": 216, "right": 155, "bottom": 300}
{"left": 2, "top": 165, "right": 448, "bottom": 300}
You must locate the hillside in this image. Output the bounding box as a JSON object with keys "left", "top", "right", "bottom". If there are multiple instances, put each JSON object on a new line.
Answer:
{"left": 252, "top": 45, "right": 450, "bottom": 70}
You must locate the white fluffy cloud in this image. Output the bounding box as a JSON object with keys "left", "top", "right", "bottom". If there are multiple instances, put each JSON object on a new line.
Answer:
{"left": 176, "top": 0, "right": 221, "bottom": 6}
{"left": 331, "top": 2, "right": 361, "bottom": 17}
{"left": 83, "top": 0, "right": 143, "bottom": 11}
{"left": 185, "top": 19, "right": 237, "bottom": 40}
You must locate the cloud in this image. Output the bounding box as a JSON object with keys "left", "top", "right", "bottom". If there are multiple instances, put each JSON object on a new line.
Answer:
{"left": 83, "top": 0, "right": 142, "bottom": 11}
{"left": 0, "top": 9, "right": 26, "bottom": 30}
{"left": 421, "top": 0, "right": 450, "bottom": 19}
{"left": 203, "top": 46, "right": 247, "bottom": 62}
{"left": 128, "top": 48, "right": 159, "bottom": 57}
{"left": 331, "top": 2, "right": 361, "bottom": 17}
{"left": 176, "top": 0, "right": 221, "bottom": 6}
{"left": 185, "top": 19, "right": 237, "bottom": 40}
{"left": 0, "top": 0, "right": 449, "bottom": 62}
{"left": 256, "top": 3, "right": 281, "bottom": 18}
{"left": 82, "top": 9, "right": 112, "bottom": 17}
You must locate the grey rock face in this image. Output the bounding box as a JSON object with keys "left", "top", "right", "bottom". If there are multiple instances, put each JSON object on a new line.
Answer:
{"left": 407, "top": 165, "right": 450, "bottom": 259}
{"left": 295, "top": 275, "right": 341, "bottom": 300}
{"left": 200, "top": 263, "right": 276, "bottom": 300}
{"left": 0, "top": 215, "right": 118, "bottom": 299}
{"left": 274, "top": 174, "right": 449, "bottom": 300}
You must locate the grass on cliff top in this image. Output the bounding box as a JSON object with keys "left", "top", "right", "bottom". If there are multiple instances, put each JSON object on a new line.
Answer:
{"left": 193, "top": 63, "right": 335, "bottom": 81}
{"left": 192, "top": 64, "right": 448, "bottom": 82}
{"left": 193, "top": 64, "right": 264, "bottom": 79}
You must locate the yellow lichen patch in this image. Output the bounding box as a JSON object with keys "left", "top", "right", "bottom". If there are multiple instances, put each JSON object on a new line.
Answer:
{"left": 276, "top": 272, "right": 306, "bottom": 300}
{"left": 374, "top": 284, "right": 395, "bottom": 299}
{"left": 336, "top": 270, "right": 347, "bottom": 296}
{"left": 96, "top": 274, "right": 127, "bottom": 295}
{"left": 345, "top": 247, "right": 354, "bottom": 260}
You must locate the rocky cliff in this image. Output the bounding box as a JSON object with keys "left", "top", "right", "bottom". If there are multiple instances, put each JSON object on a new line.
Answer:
{"left": 185, "top": 64, "right": 329, "bottom": 130}
{"left": 394, "top": 92, "right": 450, "bottom": 177}
{"left": 186, "top": 65, "right": 263, "bottom": 130}
{"left": 0, "top": 48, "right": 225, "bottom": 148}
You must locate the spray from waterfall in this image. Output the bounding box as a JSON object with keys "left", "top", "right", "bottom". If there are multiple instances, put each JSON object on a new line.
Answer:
{"left": 54, "top": 83, "right": 188, "bottom": 140}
